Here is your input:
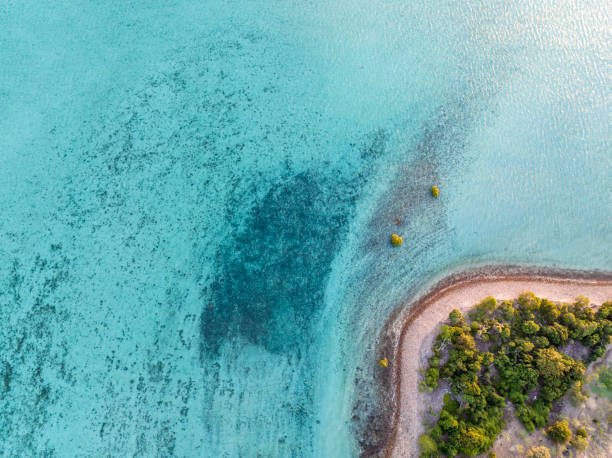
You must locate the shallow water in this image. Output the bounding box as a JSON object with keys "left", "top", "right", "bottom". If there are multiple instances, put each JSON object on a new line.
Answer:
{"left": 0, "top": 0, "right": 610, "bottom": 456}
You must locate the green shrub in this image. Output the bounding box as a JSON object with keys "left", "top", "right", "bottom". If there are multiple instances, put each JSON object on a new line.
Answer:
{"left": 449, "top": 309, "right": 464, "bottom": 325}
{"left": 585, "top": 333, "right": 600, "bottom": 346}
{"left": 590, "top": 345, "right": 606, "bottom": 360}
{"left": 570, "top": 434, "right": 588, "bottom": 451}
{"left": 570, "top": 381, "right": 588, "bottom": 406}
{"left": 518, "top": 292, "right": 541, "bottom": 311}
{"left": 515, "top": 400, "right": 550, "bottom": 430}
{"left": 526, "top": 446, "right": 551, "bottom": 458}
{"left": 534, "top": 336, "right": 549, "bottom": 347}
{"left": 596, "top": 301, "right": 612, "bottom": 319}
{"left": 439, "top": 409, "right": 459, "bottom": 431}
{"left": 543, "top": 322, "right": 569, "bottom": 346}
{"left": 571, "top": 319, "right": 598, "bottom": 340}
{"left": 469, "top": 296, "right": 497, "bottom": 321}
{"left": 536, "top": 348, "right": 573, "bottom": 378}
{"left": 521, "top": 320, "right": 540, "bottom": 335}
{"left": 547, "top": 420, "right": 572, "bottom": 443}
{"left": 458, "top": 427, "right": 489, "bottom": 456}
{"left": 540, "top": 299, "right": 560, "bottom": 323}
{"left": 425, "top": 367, "right": 439, "bottom": 389}
{"left": 561, "top": 312, "right": 577, "bottom": 328}
{"left": 390, "top": 233, "right": 403, "bottom": 246}
{"left": 518, "top": 339, "right": 534, "bottom": 353}
{"left": 418, "top": 434, "right": 438, "bottom": 457}
{"left": 573, "top": 295, "right": 590, "bottom": 309}
{"left": 499, "top": 300, "right": 515, "bottom": 321}
{"left": 599, "top": 365, "right": 612, "bottom": 390}
{"left": 443, "top": 393, "right": 460, "bottom": 414}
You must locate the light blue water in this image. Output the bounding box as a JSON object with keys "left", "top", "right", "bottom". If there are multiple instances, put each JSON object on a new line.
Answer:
{"left": 0, "top": 0, "right": 610, "bottom": 456}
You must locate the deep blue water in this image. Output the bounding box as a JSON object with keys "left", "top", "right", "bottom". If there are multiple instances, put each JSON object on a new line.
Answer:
{"left": 1, "top": 1, "right": 610, "bottom": 456}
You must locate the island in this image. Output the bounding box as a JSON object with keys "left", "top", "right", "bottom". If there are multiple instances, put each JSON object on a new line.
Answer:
{"left": 371, "top": 268, "right": 612, "bottom": 458}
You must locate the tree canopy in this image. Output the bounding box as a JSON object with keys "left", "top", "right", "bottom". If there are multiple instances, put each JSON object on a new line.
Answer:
{"left": 419, "top": 294, "right": 612, "bottom": 457}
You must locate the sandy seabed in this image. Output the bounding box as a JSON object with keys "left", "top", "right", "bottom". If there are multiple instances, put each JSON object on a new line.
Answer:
{"left": 369, "top": 267, "right": 612, "bottom": 458}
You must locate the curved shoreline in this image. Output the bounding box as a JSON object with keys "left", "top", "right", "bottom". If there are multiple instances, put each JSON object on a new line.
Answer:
{"left": 362, "top": 265, "right": 612, "bottom": 457}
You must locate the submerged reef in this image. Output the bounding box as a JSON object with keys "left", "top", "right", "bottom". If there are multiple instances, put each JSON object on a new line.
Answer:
{"left": 419, "top": 293, "right": 612, "bottom": 457}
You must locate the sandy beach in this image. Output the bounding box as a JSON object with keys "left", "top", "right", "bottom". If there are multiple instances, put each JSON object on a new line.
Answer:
{"left": 376, "top": 269, "right": 612, "bottom": 458}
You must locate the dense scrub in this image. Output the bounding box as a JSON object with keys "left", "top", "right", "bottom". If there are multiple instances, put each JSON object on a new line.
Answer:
{"left": 419, "top": 293, "right": 612, "bottom": 457}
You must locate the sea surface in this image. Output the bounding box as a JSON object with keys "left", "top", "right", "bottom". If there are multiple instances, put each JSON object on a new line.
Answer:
{"left": 0, "top": 0, "right": 610, "bottom": 456}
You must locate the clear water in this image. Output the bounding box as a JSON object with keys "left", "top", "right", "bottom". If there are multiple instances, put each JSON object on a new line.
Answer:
{"left": 0, "top": 0, "right": 610, "bottom": 456}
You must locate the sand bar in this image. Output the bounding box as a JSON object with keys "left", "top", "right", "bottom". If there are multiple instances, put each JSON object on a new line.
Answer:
{"left": 379, "top": 269, "right": 612, "bottom": 458}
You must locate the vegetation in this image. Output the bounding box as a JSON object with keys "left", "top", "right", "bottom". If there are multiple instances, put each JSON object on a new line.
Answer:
{"left": 390, "top": 234, "right": 403, "bottom": 246}
{"left": 431, "top": 185, "right": 439, "bottom": 198}
{"left": 591, "top": 363, "right": 612, "bottom": 401}
{"left": 547, "top": 420, "right": 571, "bottom": 443}
{"left": 418, "top": 434, "right": 439, "bottom": 457}
{"left": 526, "top": 446, "right": 551, "bottom": 458}
{"left": 597, "top": 364, "right": 612, "bottom": 391}
{"left": 419, "top": 294, "right": 612, "bottom": 457}
{"left": 569, "top": 380, "right": 588, "bottom": 405}
{"left": 570, "top": 434, "right": 589, "bottom": 451}
{"left": 571, "top": 426, "right": 589, "bottom": 450}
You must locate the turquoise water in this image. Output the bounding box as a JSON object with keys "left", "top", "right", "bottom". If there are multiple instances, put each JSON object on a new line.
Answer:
{"left": 1, "top": 0, "right": 610, "bottom": 456}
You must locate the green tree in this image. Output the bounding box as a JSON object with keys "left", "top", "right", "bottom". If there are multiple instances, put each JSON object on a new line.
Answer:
{"left": 418, "top": 434, "right": 438, "bottom": 457}
{"left": 425, "top": 367, "right": 439, "bottom": 389}
{"left": 534, "top": 336, "right": 549, "bottom": 348}
{"left": 539, "top": 299, "right": 560, "bottom": 324}
{"left": 439, "top": 409, "right": 459, "bottom": 431}
{"left": 521, "top": 320, "right": 540, "bottom": 335}
{"left": 547, "top": 420, "right": 572, "bottom": 443}
{"left": 542, "top": 322, "right": 569, "bottom": 346}
{"left": 458, "top": 427, "right": 489, "bottom": 456}
{"left": 536, "top": 348, "right": 570, "bottom": 378}
{"left": 449, "top": 309, "right": 464, "bottom": 325}
{"left": 469, "top": 296, "right": 497, "bottom": 321}
{"left": 499, "top": 300, "right": 515, "bottom": 321}
{"left": 561, "top": 312, "right": 577, "bottom": 328}
{"left": 596, "top": 301, "right": 612, "bottom": 319}
{"left": 518, "top": 292, "right": 541, "bottom": 311}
